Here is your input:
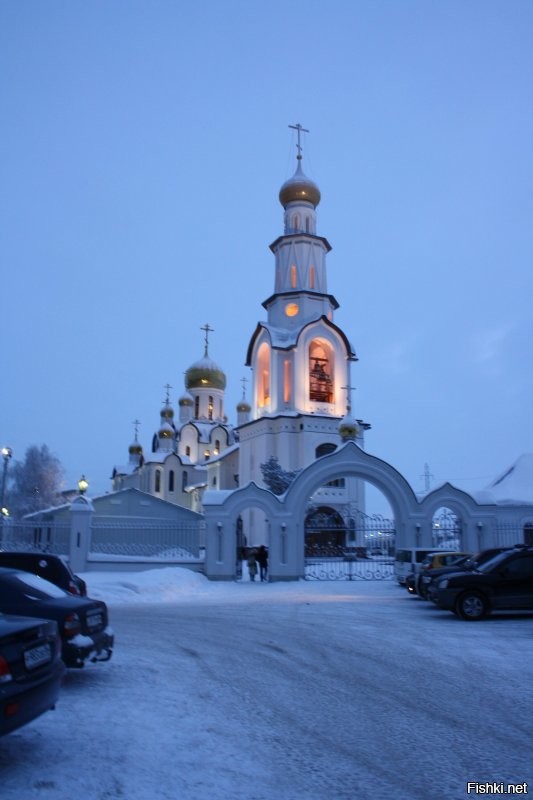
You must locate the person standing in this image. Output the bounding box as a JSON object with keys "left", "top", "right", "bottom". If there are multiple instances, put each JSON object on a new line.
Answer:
{"left": 247, "top": 549, "right": 258, "bottom": 582}
{"left": 256, "top": 545, "right": 268, "bottom": 582}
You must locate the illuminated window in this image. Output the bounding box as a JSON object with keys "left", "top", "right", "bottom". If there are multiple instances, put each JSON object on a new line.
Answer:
{"left": 257, "top": 342, "right": 271, "bottom": 407}
{"left": 283, "top": 359, "right": 292, "bottom": 404}
{"left": 208, "top": 396, "right": 213, "bottom": 421}
{"left": 290, "top": 265, "right": 297, "bottom": 288}
{"left": 185, "top": 445, "right": 191, "bottom": 457}
{"left": 285, "top": 303, "right": 299, "bottom": 317}
{"left": 309, "top": 265, "right": 315, "bottom": 289}
{"left": 309, "top": 340, "right": 334, "bottom": 403}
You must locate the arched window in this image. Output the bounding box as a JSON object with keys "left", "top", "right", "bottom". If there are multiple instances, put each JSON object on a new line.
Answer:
{"left": 309, "top": 265, "right": 315, "bottom": 289}
{"left": 292, "top": 214, "right": 299, "bottom": 232}
{"left": 194, "top": 396, "right": 200, "bottom": 418}
{"left": 208, "top": 396, "right": 213, "bottom": 421}
{"left": 309, "top": 340, "right": 334, "bottom": 403}
{"left": 214, "top": 439, "right": 221, "bottom": 454}
{"left": 257, "top": 342, "right": 271, "bottom": 408}
{"left": 182, "top": 470, "right": 188, "bottom": 492}
{"left": 316, "top": 443, "right": 336, "bottom": 458}
{"left": 305, "top": 216, "right": 310, "bottom": 233}
{"left": 185, "top": 445, "right": 191, "bottom": 457}
{"left": 155, "top": 470, "right": 161, "bottom": 493}
{"left": 168, "top": 470, "right": 174, "bottom": 492}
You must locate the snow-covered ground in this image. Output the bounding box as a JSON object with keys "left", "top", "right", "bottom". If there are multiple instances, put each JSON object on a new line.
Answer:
{"left": 1, "top": 568, "right": 532, "bottom": 800}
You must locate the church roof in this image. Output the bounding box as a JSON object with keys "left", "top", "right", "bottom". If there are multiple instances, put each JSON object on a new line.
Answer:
{"left": 471, "top": 454, "right": 533, "bottom": 505}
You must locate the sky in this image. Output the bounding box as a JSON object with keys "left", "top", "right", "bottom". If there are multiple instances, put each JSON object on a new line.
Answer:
{"left": 1, "top": 567, "right": 531, "bottom": 799}
{"left": 1, "top": 1, "right": 532, "bottom": 505}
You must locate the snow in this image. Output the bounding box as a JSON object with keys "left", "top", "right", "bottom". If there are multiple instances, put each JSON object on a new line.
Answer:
{"left": 1, "top": 567, "right": 532, "bottom": 800}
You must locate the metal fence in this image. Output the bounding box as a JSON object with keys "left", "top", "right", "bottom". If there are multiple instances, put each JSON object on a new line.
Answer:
{"left": 0, "top": 522, "right": 70, "bottom": 556}
{"left": 89, "top": 520, "right": 203, "bottom": 560}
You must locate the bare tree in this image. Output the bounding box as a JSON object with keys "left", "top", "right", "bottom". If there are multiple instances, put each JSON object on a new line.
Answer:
{"left": 7, "top": 445, "right": 65, "bottom": 519}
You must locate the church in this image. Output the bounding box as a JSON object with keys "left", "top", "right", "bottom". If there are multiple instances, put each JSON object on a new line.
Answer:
{"left": 111, "top": 126, "right": 371, "bottom": 547}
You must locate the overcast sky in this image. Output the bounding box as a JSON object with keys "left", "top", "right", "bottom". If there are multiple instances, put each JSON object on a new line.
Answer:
{"left": 1, "top": 1, "right": 531, "bottom": 505}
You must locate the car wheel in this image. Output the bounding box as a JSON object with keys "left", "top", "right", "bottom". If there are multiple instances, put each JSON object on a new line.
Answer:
{"left": 455, "top": 591, "right": 488, "bottom": 620}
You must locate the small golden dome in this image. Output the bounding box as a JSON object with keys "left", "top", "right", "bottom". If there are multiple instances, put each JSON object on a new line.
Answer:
{"left": 158, "top": 422, "right": 174, "bottom": 440}
{"left": 237, "top": 400, "right": 251, "bottom": 413}
{"left": 161, "top": 403, "right": 174, "bottom": 420}
{"left": 129, "top": 441, "right": 143, "bottom": 455}
{"left": 179, "top": 392, "right": 194, "bottom": 407}
{"left": 279, "top": 161, "right": 321, "bottom": 208}
{"left": 338, "top": 414, "right": 359, "bottom": 441}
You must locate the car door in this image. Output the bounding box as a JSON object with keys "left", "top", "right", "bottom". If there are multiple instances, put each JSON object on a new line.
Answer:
{"left": 492, "top": 554, "right": 533, "bottom": 610}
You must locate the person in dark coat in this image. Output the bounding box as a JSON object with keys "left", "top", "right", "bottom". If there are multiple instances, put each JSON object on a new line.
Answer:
{"left": 256, "top": 545, "right": 268, "bottom": 582}
{"left": 247, "top": 549, "right": 258, "bottom": 582}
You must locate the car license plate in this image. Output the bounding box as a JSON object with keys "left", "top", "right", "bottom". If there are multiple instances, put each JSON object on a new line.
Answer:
{"left": 87, "top": 612, "right": 103, "bottom": 630}
{"left": 24, "top": 642, "right": 52, "bottom": 670}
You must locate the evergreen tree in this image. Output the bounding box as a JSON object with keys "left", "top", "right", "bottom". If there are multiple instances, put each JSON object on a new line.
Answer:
{"left": 260, "top": 456, "right": 300, "bottom": 495}
{"left": 7, "top": 444, "right": 65, "bottom": 519}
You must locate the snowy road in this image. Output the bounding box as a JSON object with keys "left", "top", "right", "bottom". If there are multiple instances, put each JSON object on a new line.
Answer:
{"left": 0, "top": 574, "right": 532, "bottom": 800}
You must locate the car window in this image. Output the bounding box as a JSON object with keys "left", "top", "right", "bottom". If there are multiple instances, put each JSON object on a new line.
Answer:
{"left": 11, "top": 572, "right": 67, "bottom": 599}
{"left": 478, "top": 551, "right": 522, "bottom": 574}
{"left": 504, "top": 556, "right": 533, "bottom": 578}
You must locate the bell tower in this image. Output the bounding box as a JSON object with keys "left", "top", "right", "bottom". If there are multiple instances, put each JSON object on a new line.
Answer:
{"left": 239, "top": 125, "right": 369, "bottom": 500}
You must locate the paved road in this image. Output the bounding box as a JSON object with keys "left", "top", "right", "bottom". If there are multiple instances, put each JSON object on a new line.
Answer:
{"left": 1, "top": 582, "right": 531, "bottom": 800}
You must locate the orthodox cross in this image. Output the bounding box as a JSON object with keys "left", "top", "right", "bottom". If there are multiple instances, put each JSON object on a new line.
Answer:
{"left": 163, "top": 383, "right": 172, "bottom": 404}
{"left": 201, "top": 323, "right": 214, "bottom": 356}
{"left": 132, "top": 419, "right": 141, "bottom": 439}
{"left": 240, "top": 375, "right": 248, "bottom": 400}
{"left": 289, "top": 122, "right": 309, "bottom": 160}
{"left": 341, "top": 384, "right": 357, "bottom": 414}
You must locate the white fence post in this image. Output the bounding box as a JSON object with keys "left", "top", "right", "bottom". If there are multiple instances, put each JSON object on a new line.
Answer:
{"left": 69, "top": 495, "right": 94, "bottom": 573}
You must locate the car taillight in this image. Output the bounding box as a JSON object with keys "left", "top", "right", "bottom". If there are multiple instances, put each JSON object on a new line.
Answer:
{"left": 67, "top": 581, "right": 81, "bottom": 596}
{"left": 0, "top": 655, "right": 13, "bottom": 684}
{"left": 63, "top": 613, "right": 81, "bottom": 639}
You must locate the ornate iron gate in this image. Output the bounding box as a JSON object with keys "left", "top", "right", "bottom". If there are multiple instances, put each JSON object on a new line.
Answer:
{"left": 304, "top": 509, "right": 395, "bottom": 580}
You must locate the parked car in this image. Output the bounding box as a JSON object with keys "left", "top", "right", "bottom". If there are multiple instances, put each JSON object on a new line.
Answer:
{"left": 431, "top": 545, "right": 533, "bottom": 619}
{"left": 0, "top": 552, "right": 87, "bottom": 597}
{"left": 394, "top": 548, "right": 436, "bottom": 585}
{"left": 423, "top": 548, "right": 512, "bottom": 602}
{"left": 0, "top": 612, "right": 65, "bottom": 736}
{"left": 407, "top": 552, "right": 471, "bottom": 598}
{"left": 0, "top": 568, "right": 113, "bottom": 667}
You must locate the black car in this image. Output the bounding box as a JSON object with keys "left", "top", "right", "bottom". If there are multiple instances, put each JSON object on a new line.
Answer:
{"left": 0, "top": 612, "right": 65, "bottom": 736}
{"left": 431, "top": 545, "right": 533, "bottom": 619}
{"left": 421, "top": 547, "right": 512, "bottom": 601}
{"left": 0, "top": 552, "right": 87, "bottom": 597}
{"left": 0, "top": 568, "right": 113, "bottom": 667}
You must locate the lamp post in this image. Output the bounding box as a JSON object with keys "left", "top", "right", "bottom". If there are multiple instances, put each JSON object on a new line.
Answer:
{"left": 1, "top": 447, "right": 13, "bottom": 542}
{"left": 77, "top": 475, "right": 89, "bottom": 495}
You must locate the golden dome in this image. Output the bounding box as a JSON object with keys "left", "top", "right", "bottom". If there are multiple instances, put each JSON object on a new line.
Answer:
{"left": 129, "top": 441, "right": 143, "bottom": 455}
{"left": 237, "top": 400, "right": 251, "bottom": 413}
{"left": 185, "top": 355, "right": 226, "bottom": 391}
{"left": 158, "top": 422, "right": 174, "bottom": 440}
{"left": 179, "top": 392, "right": 194, "bottom": 407}
{"left": 279, "top": 160, "right": 321, "bottom": 208}
{"left": 160, "top": 402, "right": 174, "bottom": 420}
{"left": 338, "top": 414, "right": 359, "bottom": 441}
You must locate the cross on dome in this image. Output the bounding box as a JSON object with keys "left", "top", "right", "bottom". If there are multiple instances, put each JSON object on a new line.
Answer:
{"left": 201, "top": 323, "right": 214, "bottom": 356}
{"left": 289, "top": 122, "right": 309, "bottom": 160}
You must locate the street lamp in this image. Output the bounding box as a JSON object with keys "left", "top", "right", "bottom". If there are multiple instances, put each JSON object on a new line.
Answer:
{"left": 77, "top": 475, "right": 89, "bottom": 495}
{"left": 1, "top": 447, "right": 13, "bottom": 523}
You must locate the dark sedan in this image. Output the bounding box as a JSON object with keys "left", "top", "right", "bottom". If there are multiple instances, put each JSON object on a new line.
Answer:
{"left": 431, "top": 546, "right": 533, "bottom": 619}
{"left": 0, "top": 612, "right": 65, "bottom": 736}
{"left": 0, "top": 568, "right": 114, "bottom": 668}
